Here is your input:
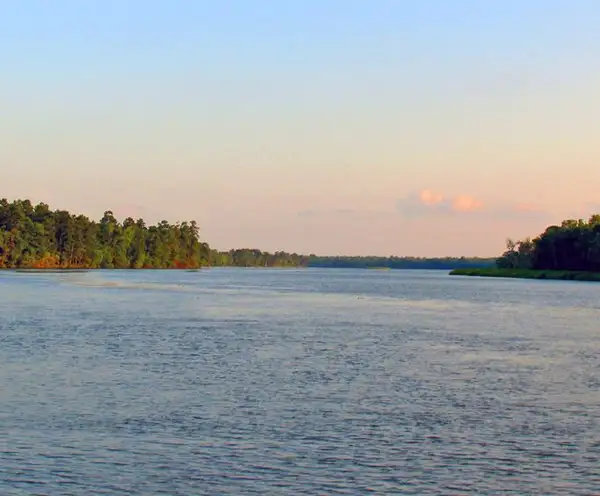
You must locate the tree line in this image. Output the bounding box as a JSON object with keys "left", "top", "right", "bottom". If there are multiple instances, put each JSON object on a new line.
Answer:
{"left": 0, "top": 198, "right": 308, "bottom": 269}
{"left": 0, "top": 197, "right": 498, "bottom": 270}
{"left": 497, "top": 215, "right": 600, "bottom": 272}
{"left": 308, "top": 256, "right": 494, "bottom": 270}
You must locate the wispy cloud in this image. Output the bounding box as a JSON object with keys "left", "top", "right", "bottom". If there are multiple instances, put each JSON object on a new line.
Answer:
{"left": 397, "top": 189, "right": 549, "bottom": 220}
{"left": 297, "top": 189, "right": 552, "bottom": 226}
{"left": 419, "top": 189, "right": 444, "bottom": 206}
{"left": 397, "top": 189, "right": 483, "bottom": 217}
{"left": 452, "top": 195, "right": 483, "bottom": 212}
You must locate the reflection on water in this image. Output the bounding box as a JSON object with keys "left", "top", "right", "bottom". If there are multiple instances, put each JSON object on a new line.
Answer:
{"left": 1, "top": 268, "right": 600, "bottom": 494}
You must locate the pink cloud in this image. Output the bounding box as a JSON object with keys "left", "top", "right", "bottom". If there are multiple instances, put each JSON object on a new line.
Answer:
{"left": 297, "top": 189, "right": 551, "bottom": 226}
{"left": 452, "top": 195, "right": 483, "bottom": 212}
{"left": 411, "top": 189, "right": 483, "bottom": 214}
{"left": 419, "top": 189, "right": 444, "bottom": 206}
{"left": 398, "top": 189, "right": 549, "bottom": 220}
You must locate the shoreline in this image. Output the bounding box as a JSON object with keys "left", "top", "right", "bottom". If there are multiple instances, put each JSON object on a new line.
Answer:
{"left": 2, "top": 265, "right": 488, "bottom": 271}
{"left": 449, "top": 267, "right": 600, "bottom": 282}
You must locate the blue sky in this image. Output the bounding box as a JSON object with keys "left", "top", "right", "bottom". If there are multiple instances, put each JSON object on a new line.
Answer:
{"left": 2, "top": 1, "right": 599, "bottom": 256}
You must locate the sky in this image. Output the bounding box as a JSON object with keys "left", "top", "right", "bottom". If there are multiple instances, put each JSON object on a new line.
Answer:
{"left": 1, "top": 1, "right": 599, "bottom": 256}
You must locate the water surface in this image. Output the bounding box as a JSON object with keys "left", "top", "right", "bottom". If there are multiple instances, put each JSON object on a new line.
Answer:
{"left": 1, "top": 269, "right": 599, "bottom": 494}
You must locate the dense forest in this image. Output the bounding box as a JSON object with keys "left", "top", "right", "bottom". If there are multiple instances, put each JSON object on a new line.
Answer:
{"left": 0, "top": 197, "right": 495, "bottom": 270}
{"left": 496, "top": 215, "right": 600, "bottom": 271}
{"left": 0, "top": 198, "right": 308, "bottom": 269}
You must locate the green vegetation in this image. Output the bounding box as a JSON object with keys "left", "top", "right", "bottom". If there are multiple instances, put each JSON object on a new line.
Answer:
{"left": 0, "top": 198, "right": 308, "bottom": 269}
{"left": 0, "top": 197, "right": 536, "bottom": 272}
{"left": 213, "top": 249, "right": 308, "bottom": 268}
{"left": 0, "top": 197, "right": 502, "bottom": 271}
{"left": 449, "top": 267, "right": 600, "bottom": 281}
{"left": 307, "top": 256, "right": 495, "bottom": 270}
{"left": 451, "top": 214, "right": 600, "bottom": 281}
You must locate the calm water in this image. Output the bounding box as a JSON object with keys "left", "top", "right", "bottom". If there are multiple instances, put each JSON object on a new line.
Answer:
{"left": 1, "top": 268, "right": 599, "bottom": 495}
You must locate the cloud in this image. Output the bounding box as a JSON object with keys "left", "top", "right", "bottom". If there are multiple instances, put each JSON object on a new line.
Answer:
{"left": 297, "top": 189, "right": 552, "bottom": 225}
{"left": 397, "top": 189, "right": 550, "bottom": 220}
{"left": 452, "top": 195, "right": 483, "bottom": 212}
{"left": 397, "top": 189, "right": 484, "bottom": 217}
{"left": 419, "top": 189, "right": 444, "bottom": 206}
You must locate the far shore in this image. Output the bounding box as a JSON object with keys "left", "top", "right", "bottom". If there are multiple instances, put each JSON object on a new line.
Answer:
{"left": 449, "top": 267, "right": 600, "bottom": 282}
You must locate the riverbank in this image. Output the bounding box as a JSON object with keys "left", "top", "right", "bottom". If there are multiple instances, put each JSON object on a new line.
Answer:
{"left": 449, "top": 267, "right": 600, "bottom": 281}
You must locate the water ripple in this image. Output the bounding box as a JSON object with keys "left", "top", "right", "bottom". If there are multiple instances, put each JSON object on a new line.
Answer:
{"left": 1, "top": 269, "right": 600, "bottom": 494}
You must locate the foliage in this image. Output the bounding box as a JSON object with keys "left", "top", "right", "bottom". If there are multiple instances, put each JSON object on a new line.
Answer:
{"left": 496, "top": 215, "right": 600, "bottom": 272}
{"left": 210, "top": 249, "right": 309, "bottom": 268}
{"left": 307, "top": 256, "right": 495, "bottom": 270}
{"left": 496, "top": 237, "right": 535, "bottom": 269}
{"left": 450, "top": 267, "right": 600, "bottom": 282}
{"left": 0, "top": 196, "right": 527, "bottom": 271}
{"left": 0, "top": 198, "right": 307, "bottom": 269}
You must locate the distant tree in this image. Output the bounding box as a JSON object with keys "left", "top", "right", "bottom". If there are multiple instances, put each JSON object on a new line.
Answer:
{"left": 495, "top": 214, "right": 600, "bottom": 272}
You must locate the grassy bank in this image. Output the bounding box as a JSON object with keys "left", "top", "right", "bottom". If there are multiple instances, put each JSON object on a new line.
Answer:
{"left": 449, "top": 267, "right": 600, "bottom": 282}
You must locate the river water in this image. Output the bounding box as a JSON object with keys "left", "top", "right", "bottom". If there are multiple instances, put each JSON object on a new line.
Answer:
{"left": 0, "top": 268, "right": 599, "bottom": 494}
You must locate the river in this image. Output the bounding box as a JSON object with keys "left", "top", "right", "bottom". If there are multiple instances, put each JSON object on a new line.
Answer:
{"left": 1, "top": 268, "right": 599, "bottom": 494}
